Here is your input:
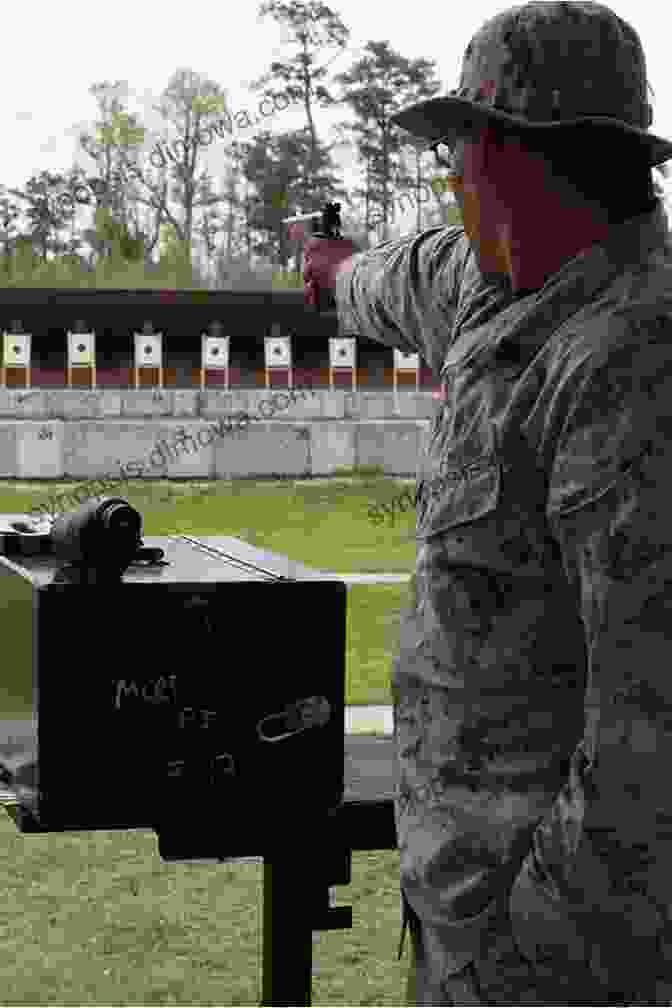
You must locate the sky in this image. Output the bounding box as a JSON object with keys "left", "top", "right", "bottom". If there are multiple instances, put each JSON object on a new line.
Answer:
{"left": 2, "top": 0, "right": 670, "bottom": 242}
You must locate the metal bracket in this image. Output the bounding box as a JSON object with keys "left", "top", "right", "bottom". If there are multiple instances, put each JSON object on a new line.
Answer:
{"left": 257, "top": 696, "right": 331, "bottom": 743}
{"left": 310, "top": 885, "right": 353, "bottom": 931}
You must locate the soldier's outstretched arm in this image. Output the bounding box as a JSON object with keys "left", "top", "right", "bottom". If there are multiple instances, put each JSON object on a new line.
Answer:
{"left": 334, "top": 226, "right": 473, "bottom": 377}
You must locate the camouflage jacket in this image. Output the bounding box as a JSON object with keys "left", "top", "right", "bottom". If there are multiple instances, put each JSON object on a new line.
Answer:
{"left": 335, "top": 201, "right": 672, "bottom": 972}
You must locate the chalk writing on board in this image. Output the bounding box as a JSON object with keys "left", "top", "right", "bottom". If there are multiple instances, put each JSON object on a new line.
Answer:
{"left": 166, "top": 753, "right": 236, "bottom": 780}
{"left": 211, "top": 753, "right": 236, "bottom": 783}
{"left": 114, "top": 674, "right": 177, "bottom": 709}
{"left": 179, "top": 707, "right": 218, "bottom": 731}
{"left": 183, "top": 596, "right": 215, "bottom": 636}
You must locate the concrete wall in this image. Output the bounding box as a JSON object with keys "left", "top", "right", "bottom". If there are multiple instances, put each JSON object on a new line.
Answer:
{"left": 0, "top": 387, "right": 437, "bottom": 421}
{"left": 0, "top": 388, "right": 437, "bottom": 485}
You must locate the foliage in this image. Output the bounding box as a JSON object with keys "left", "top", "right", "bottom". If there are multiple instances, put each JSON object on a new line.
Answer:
{"left": 244, "top": 128, "right": 345, "bottom": 266}
{"left": 0, "top": 241, "right": 203, "bottom": 290}
{"left": 254, "top": 0, "right": 350, "bottom": 164}
{"left": 92, "top": 206, "right": 146, "bottom": 263}
{"left": 271, "top": 268, "right": 303, "bottom": 288}
{"left": 333, "top": 41, "right": 442, "bottom": 237}
{"left": 251, "top": 1, "right": 352, "bottom": 267}
{"left": 0, "top": 8, "right": 654, "bottom": 285}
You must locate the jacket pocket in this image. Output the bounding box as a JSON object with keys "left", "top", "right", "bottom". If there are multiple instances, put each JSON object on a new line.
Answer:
{"left": 416, "top": 455, "right": 501, "bottom": 547}
{"left": 509, "top": 863, "right": 589, "bottom": 968}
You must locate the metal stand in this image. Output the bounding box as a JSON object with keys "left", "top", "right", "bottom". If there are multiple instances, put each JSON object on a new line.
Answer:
{"left": 200, "top": 366, "right": 229, "bottom": 391}
{"left": 134, "top": 365, "right": 163, "bottom": 389}
{"left": 261, "top": 815, "right": 353, "bottom": 1006}
{"left": 0, "top": 364, "right": 30, "bottom": 389}
{"left": 329, "top": 367, "right": 356, "bottom": 391}
{"left": 265, "top": 367, "right": 292, "bottom": 390}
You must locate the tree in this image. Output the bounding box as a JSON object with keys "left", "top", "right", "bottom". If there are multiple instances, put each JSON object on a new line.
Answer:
{"left": 90, "top": 206, "right": 146, "bottom": 263}
{"left": 5, "top": 171, "right": 81, "bottom": 262}
{"left": 78, "top": 84, "right": 148, "bottom": 213}
{"left": 73, "top": 82, "right": 150, "bottom": 264}
{"left": 240, "top": 126, "right": 345, "bottom": 269}
{"left": 80, "top": 71, "right": 236, "bottom": 275}
{"left": 254, "top": 0, "right": 349, "bottom": 210}
{"left": 221, "top": 143, "right": 246, "bottom": 261}
{"left": 332, "top": 119, "right": 380, "bottom": 234}
{"left": 334, "top": 41, "right": 441, "bottom": 239}
{"left": 0, "top": 192, "right": 25, "bottom": 278}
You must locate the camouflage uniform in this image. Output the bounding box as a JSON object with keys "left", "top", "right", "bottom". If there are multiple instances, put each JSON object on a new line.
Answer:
{"left": 335, "top": 7, "right": 672, "bottom": 1002}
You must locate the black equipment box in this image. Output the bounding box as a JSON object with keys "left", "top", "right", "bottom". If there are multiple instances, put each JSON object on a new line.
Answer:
{"left": 0, "top": 520, "right": 346, "bottom": 853}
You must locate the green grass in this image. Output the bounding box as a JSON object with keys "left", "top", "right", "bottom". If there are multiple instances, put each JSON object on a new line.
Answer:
{"left": 15, "top": 471, "right": 416, "bottom": 708}
{"left": 0, "top": 473, "right": 413, "bottom": 1005}
{"left": 25, "top": 467, "right": 416, "bottom": 575}
{"left": 0, "top": 814, "right": 405, "bottom": 1006}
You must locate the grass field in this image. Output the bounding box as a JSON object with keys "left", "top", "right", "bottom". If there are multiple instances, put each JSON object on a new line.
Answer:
{"left": 0, "top": 472, "right": 416, "bottom": 1005}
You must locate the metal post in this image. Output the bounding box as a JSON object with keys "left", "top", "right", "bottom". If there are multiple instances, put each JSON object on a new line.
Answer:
{"left": 261, "top": 851, "right": 314, "bottom": 1006}
{"left": 260, "top": 813, "right": 353, "bottom": 1007}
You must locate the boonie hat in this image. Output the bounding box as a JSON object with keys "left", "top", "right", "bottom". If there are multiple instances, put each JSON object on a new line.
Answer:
{"left": 392, "top": 1, "right": 672, "bottom": 167}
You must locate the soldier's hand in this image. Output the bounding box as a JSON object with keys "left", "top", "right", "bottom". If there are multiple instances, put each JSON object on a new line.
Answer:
{"left": 303, "top": 236, "right": 359, "bottom": 309}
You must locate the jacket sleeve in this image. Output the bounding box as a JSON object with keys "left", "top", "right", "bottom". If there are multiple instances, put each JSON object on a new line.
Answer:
{"left": 334, "top": 226, "right": 470, "bottom": 377}
{"left": 536, "top": 316, "right": 672, "bottom": 875}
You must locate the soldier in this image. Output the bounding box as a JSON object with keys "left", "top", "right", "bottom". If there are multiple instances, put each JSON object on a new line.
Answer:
{"left": 304, "top": 2, "right": 672, "bottom": 1004}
